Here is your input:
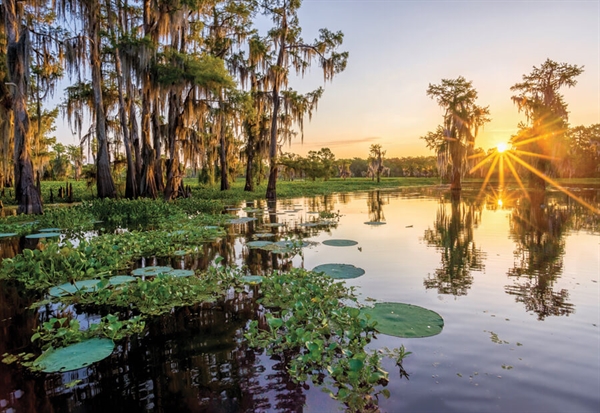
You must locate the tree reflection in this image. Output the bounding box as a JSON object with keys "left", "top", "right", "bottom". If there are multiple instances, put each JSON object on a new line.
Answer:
{"left": 423, "top": 193, "right": 485, "bottom": 296}
{"left": 505, "top": 189, "right": 574, "bottom": 320}
{"left": 367, "top": 190, "right": 387, "bottom": 223}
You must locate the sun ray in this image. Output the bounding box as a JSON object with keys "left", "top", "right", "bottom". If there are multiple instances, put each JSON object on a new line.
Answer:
{"left": 469, "top": 151, "right": 496, "bottom": 174}
{"left": 505, "top": 152, "right": 600, "bottom": 214}
{"left": 512, "top": 149, "right": 558, "bottom": 161}
{"left": 504, "top": 156, "right": 529, "bottom": 197}
{"left": 477, "top": 154, "right": 500, "bottom": 199}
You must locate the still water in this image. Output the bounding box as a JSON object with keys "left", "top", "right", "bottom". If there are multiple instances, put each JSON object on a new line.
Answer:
{"left": 1, "top": 184, "right": 599, "bottom": 413}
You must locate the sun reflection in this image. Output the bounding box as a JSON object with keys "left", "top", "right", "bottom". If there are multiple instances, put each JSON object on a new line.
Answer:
{"left": 497, "top": 199, "right": 503, "bottom": 207}
{"left": 469, "top": 138, "right": 600, "bottom": 214}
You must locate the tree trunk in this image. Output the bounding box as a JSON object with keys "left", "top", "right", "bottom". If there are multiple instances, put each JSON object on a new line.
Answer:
{"left": 139, "top": 76, "right": 157, "bottom": 198}
{"left": 219, "top": 111, "right": 230, "bottom": 191}
{"left": 244, "top": 129, "right": 255, "bottom": 192}
{"left": 109, "top": 7, "right": 137, "bottom": 199}
{"left": 152, "top": 104, "right": 164, "bottom": 192}
{"left": 4, "top": 0, "right": 43, "bottom": 214}
{"left": 89, "top": 2, "right": 116, "bottom": 199}
{"left": 163, "top": 91, "right": 180, "bottom": 200}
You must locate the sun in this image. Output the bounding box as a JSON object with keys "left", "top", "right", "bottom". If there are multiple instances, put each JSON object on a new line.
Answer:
{"left": 496, "top": 142, "right": 509, "bottom": 153}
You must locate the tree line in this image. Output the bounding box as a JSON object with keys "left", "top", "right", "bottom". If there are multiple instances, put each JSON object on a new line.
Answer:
{"left": 0, "top": 0, "right": 348, "bottom": 214}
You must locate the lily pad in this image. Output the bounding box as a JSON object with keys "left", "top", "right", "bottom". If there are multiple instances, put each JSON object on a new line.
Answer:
{"left": 25, "top": 232, "right": 61, "bottom": 239}
{"left": 0, "top": 232, "right": 18, "bottom": 238}
{"left": 323, "top": 239, "right": 358, "bottom": 247}
{"left": 227, "top": 217, "right": 257, "bottom": 224}
{"left": 108, "top": 275, "right": 137, "bottom": 286}
{"left": 243, "top": 208, "right": 263, "bottom": 213}
{"left": 173, "top": 249, "right": 188, "bottom": 256}
{"left": 33, "top": 338, "right": 115, "bottom": 373}
{"left": 131, "top": 266, "right": 173, "bottom": 276}
{"left": 360, "top": 302, "right": 444, "bottom": 338}
{"left": 38, "top": 228, "right": 61, "bottom": 232}
{"left": 242, "top": 275, "right": 263, "bottom": 284}
{"left": 312, "top": 263, "right": 365, "bottom": 279}
{"left": 246, "top": 240, "right": 274, "bottom": 248}
{"left": 48, "top": 279, "right": 102, "bottom": 297}
{"left": 168, "top": 269, "right": 195, "bottom": 277}
{"left": 298, "top": 222, "right": 319, "bottom": 227}
{"left": 364, "top": 221, "right": 386, "bottom": 226}
{"left": 262, "top": 222, "right": 285, "bottom": 227}
{"left": 253, "top": 233, "right": 275, "bottom": 238}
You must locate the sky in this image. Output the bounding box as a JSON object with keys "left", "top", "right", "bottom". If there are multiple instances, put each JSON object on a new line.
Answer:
{"left": 54, "top": 0, "right": 599, "bottom": 160}
{"left": 280, "top": 0, "right": 600, "bottom": 158}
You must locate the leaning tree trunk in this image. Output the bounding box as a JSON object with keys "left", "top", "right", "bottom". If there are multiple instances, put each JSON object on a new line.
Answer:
{"left": 88, "top": 1, "right": 116, "bottom": 199}
{"left": 266, "top": 87, "right": 280, "bottom": 201}
{"left": 4, "top": 1, "right": 43, "bottom": 214}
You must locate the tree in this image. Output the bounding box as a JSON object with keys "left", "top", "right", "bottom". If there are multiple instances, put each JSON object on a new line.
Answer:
{"left": 563, "top": 124, "right": 600, "bottom": 178}
{"left": 510, "top": 59, "right": 584, "bottom": 189}
{"left": 261, "top": 0, "right": 348, "bottom": 201}
{"left": 2, "top": 0, "right": 46, "bottom": 213}
{"left": 426, "top": 76, "right": 490, "bottom": 190}
{"left": 368, "top": 144, "right": 385, "bottom": 183}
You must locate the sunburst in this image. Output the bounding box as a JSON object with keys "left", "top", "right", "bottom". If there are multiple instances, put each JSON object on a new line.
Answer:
{"left": 469, "top": 137, "right": 600, "bottom": 214}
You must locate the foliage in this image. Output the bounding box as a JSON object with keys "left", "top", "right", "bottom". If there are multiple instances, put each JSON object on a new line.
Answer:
{"left": 245, "top": 268, "right": 405, "bottom": 412}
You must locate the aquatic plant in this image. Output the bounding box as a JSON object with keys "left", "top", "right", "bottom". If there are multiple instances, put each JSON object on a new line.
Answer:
{"left": 360, "top": 302, "right": 444, "bottom": 338}
{"left": 245, "top": 268, "right": 402, "bottom": 413}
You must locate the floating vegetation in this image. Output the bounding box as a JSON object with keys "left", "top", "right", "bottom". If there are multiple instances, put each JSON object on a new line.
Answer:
{"left": 227, "top": 217, "right": 257, "bottom": 224}
{"left": 262, "top": 222, "right": 285, "bottom": 227}
{"left": 32, "top": 338, "right": 115, "bottom": 373}
{"left": 0, "top": 232, "right": 18, "bottom": 238}
{"left": 364, "top": 221, "right": 386, "bottom": 226}
{"left": 131, "top": 266, "right": 174, "bottom": 276}
{"left": 312, "top": 263, "right": 365, "bottom": 279}
{"left": 274, "top": 240, "right": 310, "bottom": 248}
{"left": 246, "top": 240, "right": 274, "bottom": 248}
{"left": 298, "top": 222, "right": 320, "bottom": 227}
{"left": 38, "top": 228, "right": 61, "bottom": 232}
{"left": 245, "top": 268, "right": 402, "bottom": 413}
{"left": 108, "top": 275, "right": 136, "bottom": 286}
{"left": 323, "top": 239, "right": 359, "bottom": 247}
{"left": 243, "top": 208, "right": 263, "bottom": 213}
{"left": 253, "top": 233, "right": 275, "bottom": 238}
{"left": 360, "top": 302, "right": 444, "bottom": 338}
{"left": 173, "top": 249, "right": 188, "bottom": 256}
{"left": 48, "top": 279, "right": 102, "bottom": 297}
{"left": 25, "top": 232, "right": 61, "bottom": 239}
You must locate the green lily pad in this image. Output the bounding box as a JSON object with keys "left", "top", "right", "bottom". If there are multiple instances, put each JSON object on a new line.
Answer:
{"left": 108, "top": 275, "right": 136, "bottom": 286}
{"left": 262, "top": 222, "right": 285, "bottom": 227}
{"left": 0, "top": 232, "right": 18, "bottom": 238}
{"left": 312, "top": 263, "right": 365, "bottom": 279}
{"left": 169, "top": 230, "right": 187, "bottom": 236}
{"left": 360, "top": 302, "right": 444, "bottom": 338}
{"left": 307, "top": 211, "right": 319, "bottom": 214}
{"left": 243, "top": 208, "right": 263, "bottom": 213}
{"left": 323, "top": 239, "right": 358, "bottom": 247}
{"left": 26, "top": 232, "right": 61, "bottom": 239}
{"left": 48, "top": 279, "right": 102, "bottom": 297}
{"left": 131, "top": 266, "right": 173, "bottom": 276}
{"left": 168, "top": 269, "right": 195, "bottom": 277}
{"left": 246, "top": 240, "right": 274, "bottom": 248}
{"left": 242, "top": 275, "right": 263, "bottom": 284}
{"left": 33, "top": 338, "right": 115, "bottom": 373}
{"left": 38, "top": 228, "right": 61, "bottom": 232}
{"left": 202, "top": 225, "right": 221, "bottom": 230}
{"left": 364, "top": 221, "right": 386, "bottom": 226}
{"left": 227, "top": 217, "right": 257, "bottom": 224}
{"left": 173, "top": 250, "right": 188, "bottom": 256}
{"left": 253, "top": 233, "right": 275, "bottom": 238}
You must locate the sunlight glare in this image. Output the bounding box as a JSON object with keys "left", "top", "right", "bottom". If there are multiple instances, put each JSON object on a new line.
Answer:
{"left": 496, "top": 142, "right": 509, "bottom": 153}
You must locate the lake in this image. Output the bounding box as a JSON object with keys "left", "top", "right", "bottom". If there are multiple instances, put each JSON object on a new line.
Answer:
{"left": 1, "top": 184, "right": 599, "bottom": 412}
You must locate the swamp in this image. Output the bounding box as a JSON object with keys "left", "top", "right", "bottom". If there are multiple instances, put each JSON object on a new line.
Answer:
{"left": 0, "top": 183, "right": 598, "bottom": 413}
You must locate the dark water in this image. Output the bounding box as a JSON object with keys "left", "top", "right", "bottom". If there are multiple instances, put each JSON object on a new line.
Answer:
{"left": 1, "top": 185, "right": 599, "bottom": 413}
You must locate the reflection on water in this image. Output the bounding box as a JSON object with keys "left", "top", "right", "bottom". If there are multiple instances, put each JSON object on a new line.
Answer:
{"left": 505, "top": 189, "right": 574, "bottom": 320}
{"left": 422, "top": 193, "right": 485, "bottom": 296}
{"left": 1, "top": 184, "right": 599, "bottom": 412}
